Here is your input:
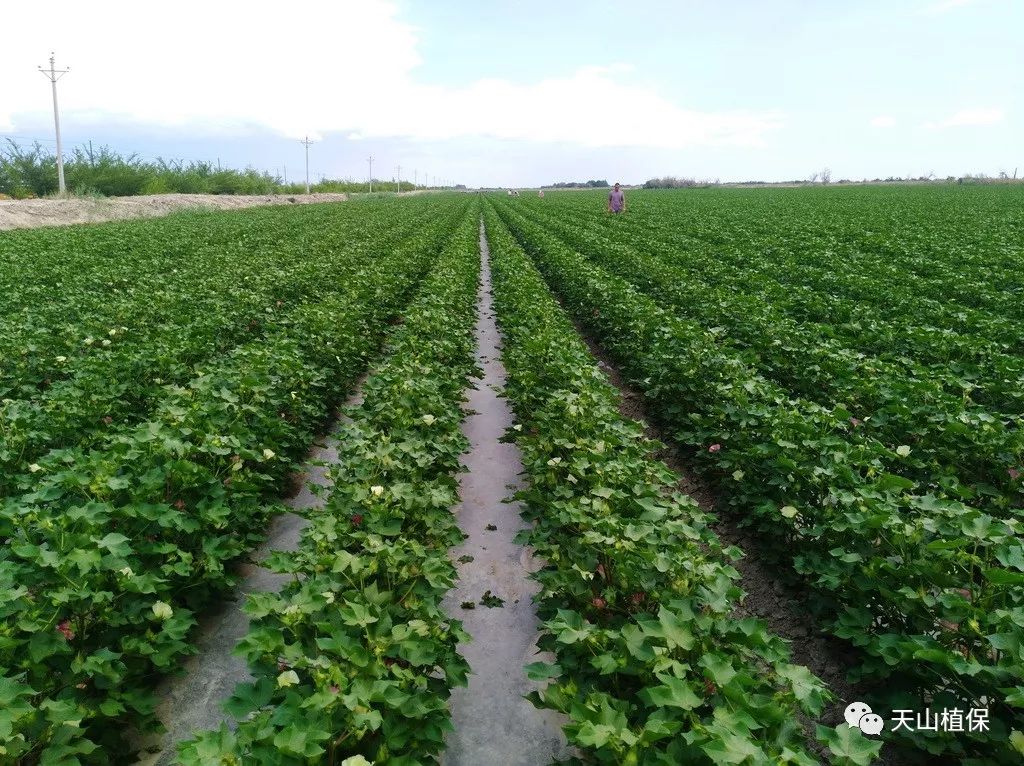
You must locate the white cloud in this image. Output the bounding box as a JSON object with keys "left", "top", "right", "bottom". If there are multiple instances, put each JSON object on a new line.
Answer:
{"left": 924, "top": 107, "right": 1006, "bottom": 129}
{"left": 924, "top": 0, "right": 980, "bottom": 14}
{"left": 870, "top": 116, "right": 896, "bottom": 128}
{"left": 0, "top": 1, "right": 782, "bottom": 150}
{"left": 942, "top": 108, "right": 1005, "bottom": 126}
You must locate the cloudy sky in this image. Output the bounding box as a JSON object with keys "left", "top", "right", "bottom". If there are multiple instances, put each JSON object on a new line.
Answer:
{"left": 0, "top": 0, "right": 1019, "bottom": 186}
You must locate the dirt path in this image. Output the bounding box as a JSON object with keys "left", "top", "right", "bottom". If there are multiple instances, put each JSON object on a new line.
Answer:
{"left": 133, "top": 392, "right": 359, "bottom": 765}
{"left": 0, "top": 192, "right": 348, "bottom": 231}
{"left": 440, "top": 223, "right": 570, "bottom": 765}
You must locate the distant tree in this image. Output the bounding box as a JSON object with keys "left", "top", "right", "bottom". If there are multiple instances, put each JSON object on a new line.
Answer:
{"left": 821, "top": 167, "right": 832, "bottom": 184}
{"left": 548, "top": 179, "right": 610, "bottom": 189}
{"left": 643, "top": 176, "right": 698, "bottom": 189}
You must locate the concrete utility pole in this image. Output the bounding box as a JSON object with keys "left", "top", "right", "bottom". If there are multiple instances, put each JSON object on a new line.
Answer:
{"left": 396, "top": 164, "right": 401, "bottom": 193}
{"left": 414, "top": 169, "right": 418, "bottom": 188}
{"left": 38, "top": 52, "right": 70, "bottom": 195}
{"left": 367, "top": 155, "right": 374, "bottom": 193}
{"left": 300, "top": 136, "right": 315, "bottom": 194}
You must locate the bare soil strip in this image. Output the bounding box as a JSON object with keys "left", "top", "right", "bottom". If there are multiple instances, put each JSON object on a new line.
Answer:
{"left": 0, "top": 192, "right": 348, "bottom": 231}
{"left": 440, "top": 223, "right": 570, "bottom": 765}
{"left": 134, "top": 393, "right": 360, "bottom": 765}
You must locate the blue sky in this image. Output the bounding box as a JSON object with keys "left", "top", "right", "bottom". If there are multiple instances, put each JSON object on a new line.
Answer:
{"left": 1, "top": 0, "right": 1019, "bottom": 186}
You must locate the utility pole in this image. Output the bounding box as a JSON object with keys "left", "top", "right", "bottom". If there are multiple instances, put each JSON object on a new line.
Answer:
{"left": 367, "top": 155, "right": 374, "bottom": 193}
{"left": 300, "top": 136, "right": 314, "bottom": 194}
{"left": 396, "top": 164, "right": 401, "bottom": 193}
{"left": 38, "top": 52, "right": 70, "bottom": 195}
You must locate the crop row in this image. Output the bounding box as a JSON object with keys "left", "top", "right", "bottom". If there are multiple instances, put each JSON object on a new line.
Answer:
{"left": 509, "top": 201, "right": 1023, "bottom": 511}
{"left": 491, "top": 198, "right": 1024, "bottom": 764}
{"left": 0, "top": 204, "right": 435, "bottom": 496}
{"left": 480, "top": 206, "right": 871, "bottom": 765}
{"left": 0, "top": 197, "right": 471, "bottom": 763}
{"left": 588, "top": 188, "right": 1024, "bottom": 328}
{"left": 0, "top": 199, "right": 427, "bottom": 401}
{"left": 519, "top": 191, "right": 1024, "bottom": 374}
{"left": 176, "top": 204, "right": 482, "bottom": 766}
{"left": 516, "top": 194, "right": 1024, "bottom": 413}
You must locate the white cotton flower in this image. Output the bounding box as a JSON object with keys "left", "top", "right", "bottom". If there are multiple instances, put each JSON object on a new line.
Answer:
{"left": 263, "top": 448, "right": 276, "bottom": 460}
{"left": 277, "top": 670, "right": 300, "bottom": 688}
{"left": 513, "top": 424, "right": 523, "bottom": 431}
{"left": 780, "top": 506, "right": 799, "bottom": 519}
{"left": 101, "top": 340, "right": 112, "bottom": 347}
{"left": 370, "top": 485, "right": 384, "bottom": 497}
{"left": 421, "top": 414, "right": 436, "bottom": 425}
{"left": 152, "top": 601, "right": 173, "bottom": 620}
{"left": 118, "top": 567, "right": 134, "bottom": 579}
{"left": 55, "top": 356, "right": 67, "bottom": 363}
{"left": 321, "top": 591, "right": 335, "bottom": 604}
{"left": 547, "top": 457, "right": 562, "bottom": 466}
{"left": 896, "top": 445, "right": 912, "bottom": 457}
{"left": 732, "top": 470, "right": 745, "bottom": 481}
{"left": 28, "top": 463, "right": 42, "bottom": 473}
{"left": 341, "top": 756, "right": 373, "bottom": 766}
{"left": 83, "top": 337, "right": 95, "bottom": 346}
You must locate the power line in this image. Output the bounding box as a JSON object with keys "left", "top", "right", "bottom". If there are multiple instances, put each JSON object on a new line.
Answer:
{"left": 37, "top": 52, "right": 70, "bottom": 194}
{"left": 0, "top": 133, "right": 58, "bottom": 144}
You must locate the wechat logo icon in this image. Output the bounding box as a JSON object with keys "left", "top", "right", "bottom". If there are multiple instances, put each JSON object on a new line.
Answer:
{"left": 844, "top": 702, "right": 884, "bottom": 736}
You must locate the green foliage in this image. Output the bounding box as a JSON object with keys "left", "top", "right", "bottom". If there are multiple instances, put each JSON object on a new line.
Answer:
{"left": 0, "top": 195, "right": 471, "bottom": 762}
{"left": 485, "top": 205, "right": 827, "bottom": 764}
{"left": 177, "top": 202, "right": 482, "bottom": 764}
{"left": 548, "top": 180, "right": 610, "bottom": 189}
{"left": 0, "top": 140, "right": 431, "bottom": 198}
{"left": 490, "top": 187, "right": 1024, "bottom": 764}
{"left": 0, "top": 200, "right": 436, "bottom": 497}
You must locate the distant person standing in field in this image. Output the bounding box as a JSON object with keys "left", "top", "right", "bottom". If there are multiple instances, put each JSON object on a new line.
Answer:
{"left": 608, "top": 182, "right": 626, "bottom": 214}
{"left": 538, "top": 189, "right": 545, "bottom": 198}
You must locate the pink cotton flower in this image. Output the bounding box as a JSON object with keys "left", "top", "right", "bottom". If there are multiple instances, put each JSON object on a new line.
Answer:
{"left": 1010, "top": 468, "right": 1021, "bottom": 481}
{"left": 849, "top": 417, "right": 862, "bottom": 428}
{"left": 708, "top": 444, "right": 722, "bottom": 453}
{"left": 57, "top": 620, "right": 74, "bottom": 641}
